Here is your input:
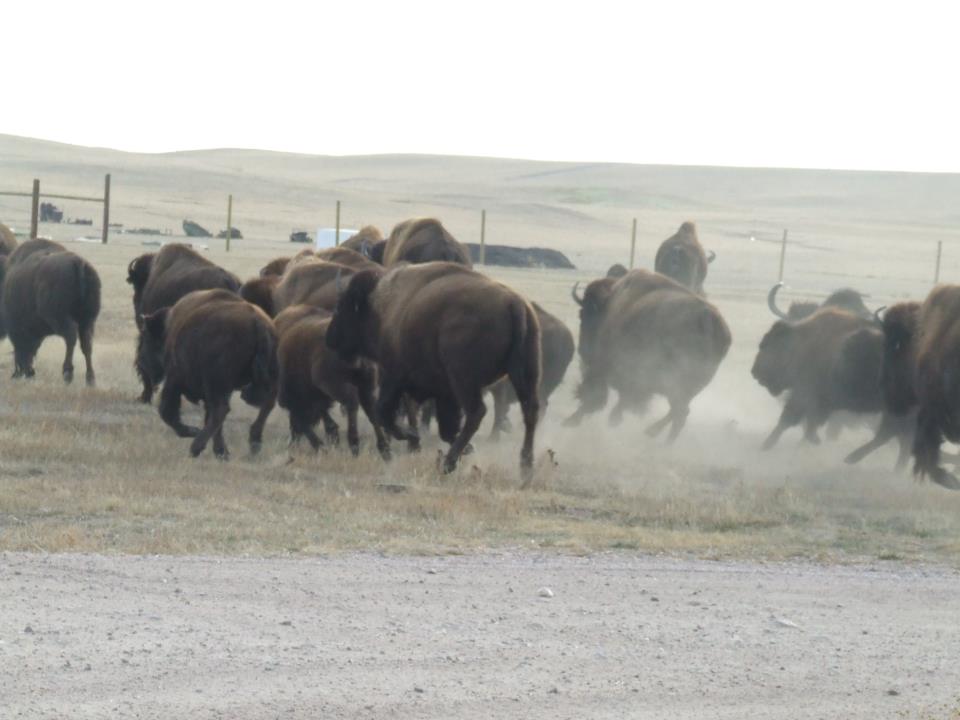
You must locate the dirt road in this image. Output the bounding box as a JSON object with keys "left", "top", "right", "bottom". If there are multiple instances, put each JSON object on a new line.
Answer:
{"left": 2, "top": 552, "right": 958, "bottom": 719}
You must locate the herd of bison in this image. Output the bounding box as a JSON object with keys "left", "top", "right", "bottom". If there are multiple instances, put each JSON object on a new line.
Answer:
{"left": 1, "top": 217, "right": 959, "bottom": 490}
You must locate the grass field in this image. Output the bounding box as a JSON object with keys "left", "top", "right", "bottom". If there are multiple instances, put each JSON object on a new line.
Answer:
{"left": 1, "top": 135, "right": 959, "bottom": 564}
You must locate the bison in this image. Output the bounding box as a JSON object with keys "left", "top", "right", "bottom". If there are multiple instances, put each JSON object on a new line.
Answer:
{"left": 243, "top": 260, "right": 369, "bottom": 318}
{"left": 565, "top": 269, "right": 730, "bottom": 440}
{"left": 258, "top": 246, "right": 377, "bottom": 279}
{"left": 131, "top": 243, "right": 241, "bottom": 402}
{"left": 341, "top": 225, "right": 385, "bottom": 261}
{"left": 489, "top": 302, "right": 574, "bottom": 438}
{"left": 766, "top": 282, "right": 872, "bottom": 321}
{"left": 0, "top": 239, "right": 101, "bottom": 385}
{"left": 0, "top": 221, "right": 17, "bottom": 256}
{"left": 654, "top": 222, "right": 715, "bottom": 294}
{"left": 381, "top": 218, "right": 471, "bottom": 267}
{"left": 140, "top": 289, "right": 277, "bottom": 458}
{"left": 326, "top": 262, "right": 541, "bottom": 481}
{"left": 275, "top": 304, "right": 390, "bottom": 458}
{"left": 879, "top": 290, "right": 960, "bottom": 489}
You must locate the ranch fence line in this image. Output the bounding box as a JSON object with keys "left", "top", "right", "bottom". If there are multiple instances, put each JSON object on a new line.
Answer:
{"left": 0, "top": 175, "right": 111, "bottom": 244}
{"left": 0, "top": 178, "right": 952, "bottom": 290}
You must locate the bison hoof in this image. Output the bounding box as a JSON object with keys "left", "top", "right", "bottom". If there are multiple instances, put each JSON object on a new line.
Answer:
{"left": 931, "top": 469, "right": 960, "bottom": 490}
{"left": 407, "top": 438, "right": 421, "bottom": 453}
{"left": 349, "top": 443, "right": 360, "bottom": 457}
{"left": 85, "top": 375, "right": 96, "bottom": 388}
{"left": 63, "top": 369, "right": 74, "bottom": 384}
{"left": 442, "top": 458, "right": 458, "bottom": 474}
{"left": 462, "top": 443, "right": 475, "bottom": 456}
{"left": 378, "top": 445, "right": 393, "bottom": 462}
{"left": 249, "top": 440, "right": 262, "bottom": 456}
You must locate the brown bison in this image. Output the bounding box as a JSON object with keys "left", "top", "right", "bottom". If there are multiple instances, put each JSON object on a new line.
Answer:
{"left": 275, "top": 305, "right": 390, "bottom": 458}
{"left": 341, "top": 225, "right": 385, "bottom": 260}
{"left": 606, "top": 263, "right": 628, "bottom": 279}
{"left": 879, "top": 290, "right": 960, "bottom": 489}
{"left": 326, "top": 262, "right": 541, "bottom": 481}
{"left": 243, "top": 260, "right": 370, "bottom": 318}
{"left": 381, "top": 218, "right": 471, "bottom": 267}
{"left": 751, "top": 303, "right": 902, "bottom": 455}
{"left": 259, "top": 246, "right": 377, "bottom": 279}
{"left": 767, "top": 282, "right": 872, "bottom": 321}
{"left": 0, "top": 239, "right": 101, "bottom": 384}
{"left": 141, "top": 289, "right": 277, "bottom": 458}
{"left": 0, "top": 221, "right": 18, "bottom": 256}
{"left": 130, "top": 244, "right": 241, "bottom": 402}
{"left": 489, "top": 302, "right": 574, "bottom": 438}
{"left": 654, "top": 222, "right": 715, "bottom": 294}
{"left": 565, "top": 270, "right": 730, "bottom": 439}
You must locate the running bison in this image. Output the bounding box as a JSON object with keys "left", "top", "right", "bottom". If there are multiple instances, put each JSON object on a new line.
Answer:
{"left": 879, "top": 289, "right": 960, "bottom": 489}
{"left": 565, "top": 269, "right": 730, "bottom": 440}
{"left": 275, "top": 304, "right": 390, "bottom": 458}
{"left": 259, "top": 246, "right": 378, "bottom": 278}
{"left": 381, "top": 218, "right": 471, "bottom": 267}
{"left": 243, "top": 260, "right": 371, "bottom": 318}
{"left": 654, "top": 222, "right": 715, "bottom": 294}
{"left": 0, "top": 221, "right": 17, "bottom": 256}
{"left": 489, "top": 302, "right": 574, "bottom": 438}
{"left": 0, "top": 239, "right": 101, "bottom": 384}
{"left": 326, "top": 262, "right": 541, "bottom": 482}
{"left": 140, "top": 289, "right": 277, "bottom": 458}
{"left": 130, "top": 244, "right": 241, "bottom": 402}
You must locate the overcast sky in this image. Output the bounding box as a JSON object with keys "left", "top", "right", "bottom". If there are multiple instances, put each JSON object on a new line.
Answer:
{"left": 5, "top": 1, "right": 957, "bottom": 172}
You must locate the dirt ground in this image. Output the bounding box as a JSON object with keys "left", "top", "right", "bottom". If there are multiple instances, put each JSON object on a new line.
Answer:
{"left": 2, "top": 551, "right": 958, "bottom": 719}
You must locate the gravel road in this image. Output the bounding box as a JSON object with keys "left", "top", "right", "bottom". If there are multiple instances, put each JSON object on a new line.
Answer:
{"left": 2, "top": 552, "right": 958, "bottom": 719}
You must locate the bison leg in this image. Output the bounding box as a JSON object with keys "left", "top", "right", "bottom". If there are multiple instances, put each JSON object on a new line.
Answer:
{"left": 248, "top": 390, "right": 276, "bottom": 456}
{"left": 320, "top": 410, "right": 340, "bottom": 446}
{"left": 344, "top": 398, "right": 361, "bottom": 457}
{"left": 845, "top": 413, "right": 899, "bottom": 466}
{"left": 377, "top": 377, "right": 420, "bottom": 451}
{"left": 913, "top": 408, "right": 960, "bottom": 489}
{"left": 58, "top": 320, "right": 78, "bottom": 384}
{"left": 79, "top": 325, "right": 95, "bottom": 387}
{"left": 518, "top": 391, "right": 539, "bottom": 489}
{"left": 420, "top": 400, "right": 435, "bottom": 432}
{"left": 11, "top": 338, "right": 40, "bottom": 380}
{"left": 356, "top": 372, "right": 391, "bottom": 461}
{"left": 646, "top": 400, "right": 690, "bottom": 443}
{"left": 442, "top": 391, "right": 486, "bottom": 474}
{"left": 190, "top": 397, "right": 230, "bottom": 458}
{"left": 490, "top": 383, "right": 512, "bottom": 441}
{"left": 563, "top": 376, "right": 608, "bottom": 428}
{"left": 159, "top": 382, "right": 200, "bottom": 438}
{"left": 762, "top": 397, "right": 805, "bottom": 451}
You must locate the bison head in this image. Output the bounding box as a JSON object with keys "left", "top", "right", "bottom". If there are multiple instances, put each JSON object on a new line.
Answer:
{"left": 751, "top": 321, "right": 795, "bottom": 396}
{"left": 881, "top": 302, "right": 921, "bottom": 415}
{"left": 240, "top": 276, "right": 278, "bottom": 317}
{"left": 326, "top": 269, "right": 381, "bottom": 361}
{"left": 659, "top": 246, "right": 694, "bottom": 288}
{"left": 571, "top": 277, "right": 616, "bottom": 363}
{"left": 136, "top": 306, "right": 170, "bottom": 386}
{"left": 606, "top": 263, "right": 628, "bottom": 279}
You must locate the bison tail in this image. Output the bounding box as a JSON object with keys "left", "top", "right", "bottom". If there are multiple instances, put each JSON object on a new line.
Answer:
{"left": 249, "top": 318, "right": 279, "bottom": 406}
{"left": 75, "top": 260, "right": 102, "bottom": 334}
{"left": 506, "top": 300, "right": 541, "bottom": 417}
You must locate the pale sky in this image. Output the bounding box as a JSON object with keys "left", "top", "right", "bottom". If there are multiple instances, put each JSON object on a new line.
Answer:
{"left": 5, "top": 0, "right": 958, "bottom": 172}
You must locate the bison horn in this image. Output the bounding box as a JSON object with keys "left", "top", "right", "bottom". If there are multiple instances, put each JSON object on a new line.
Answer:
{"left": 571, "top": 282, "right": 584, "bottom": 307}
{"left": 767, "top": 282, "right": 789, "bottom": 320}
{"left": 873, "top": 306, "right": 887, "bottom": 325}
{"left": 706, "top": 250, "right": 716, "bottom": 264}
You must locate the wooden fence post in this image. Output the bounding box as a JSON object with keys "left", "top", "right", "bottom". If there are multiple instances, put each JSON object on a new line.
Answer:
{"left": 935, "top": 240, "right": 943, "bottom": 284}
{"left": 629, "top": 218, "right": 637, "bottom": 269}
{"left": 335, "top": 200, "right": 341, "bottom": 246}
{"left": 480, "top": 209, "right": 486, "bottom": 265}
{"left": 225, "top": 194, "right": 233, "bottom": 252}
{"left": 30, "top": 179, "right": 40, "bottom": 240}
{"left": 101, "top": 174, "right": 111, "bottom": 244}
{"left": 778, "top": 229, "right": 789, "bottom": 282}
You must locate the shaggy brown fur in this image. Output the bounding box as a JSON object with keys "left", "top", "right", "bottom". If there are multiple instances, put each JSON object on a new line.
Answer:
{"left": 0, "top": 239, "right": 101, "bottom": 384}
{"left": 880, "top": 289, "right": 960, "bottom": 489}
{"left": 653, "top": 222, "right": 712, "bottom": 294}
{"left": 566, "top": 270, "right": 730, "bottom": 440}
{"left": 381, "top": 218, "right": 471, "bottom": 267}
{"left": 275, "top": 305, "right": 389, "bottom": 458}
{"left": 0, "top": 222, "right": 18, "bottom": 256}
{"left": 132, "top": 244, "right": 241, "bottom": 402}
{"left": 142, "top": 289, "right": 277, "bottom": 459}
{"left": 489, "top": 302, "right": 574, "bottom": 437}
{"left": 341, "top": 225, "right": 385, "bottom": 260}
{"left": 326, "top": 262, "right": 540, "bottom": 482}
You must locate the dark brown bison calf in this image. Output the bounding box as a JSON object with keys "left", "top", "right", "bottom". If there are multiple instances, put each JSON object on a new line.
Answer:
{"left": 141, "top": 289, "right": 278, "bottom": 459}
{"left": 275, "top": 305, "right": 390, "bottom": 458}
{"left": 326, "top": 262, "right": 541, "bottom": 483}
{"left": 0, "top": 239, "right": 101, "bottom": 384}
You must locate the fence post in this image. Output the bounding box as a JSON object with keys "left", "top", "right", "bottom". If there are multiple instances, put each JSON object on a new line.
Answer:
{"left": 479, "top": 209, "right": 486, "bottom": 265}
{"left": 777, "top": 229, "right": 789, "bottom": 282}
{"left": 225, "top": 194, "right": 233, "bottom": 252}
{"left": 629, "top": 218, "right": 637, "bottom": 269}
{"left": 335, "top": 200, "right": 341, "bottom": 246}
{"left": 101, "top": 174, "right": 111, "bottom": 244}
{"left": 30, "top": 179, "right": 40, "bottom": 240}
{"left": 935, "top": 240, "right": 943, "bottom": 284}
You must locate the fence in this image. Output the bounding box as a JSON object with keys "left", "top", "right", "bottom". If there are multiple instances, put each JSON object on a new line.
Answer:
{"left": 0, "top": 175, "right": 111, "bottom": 243}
